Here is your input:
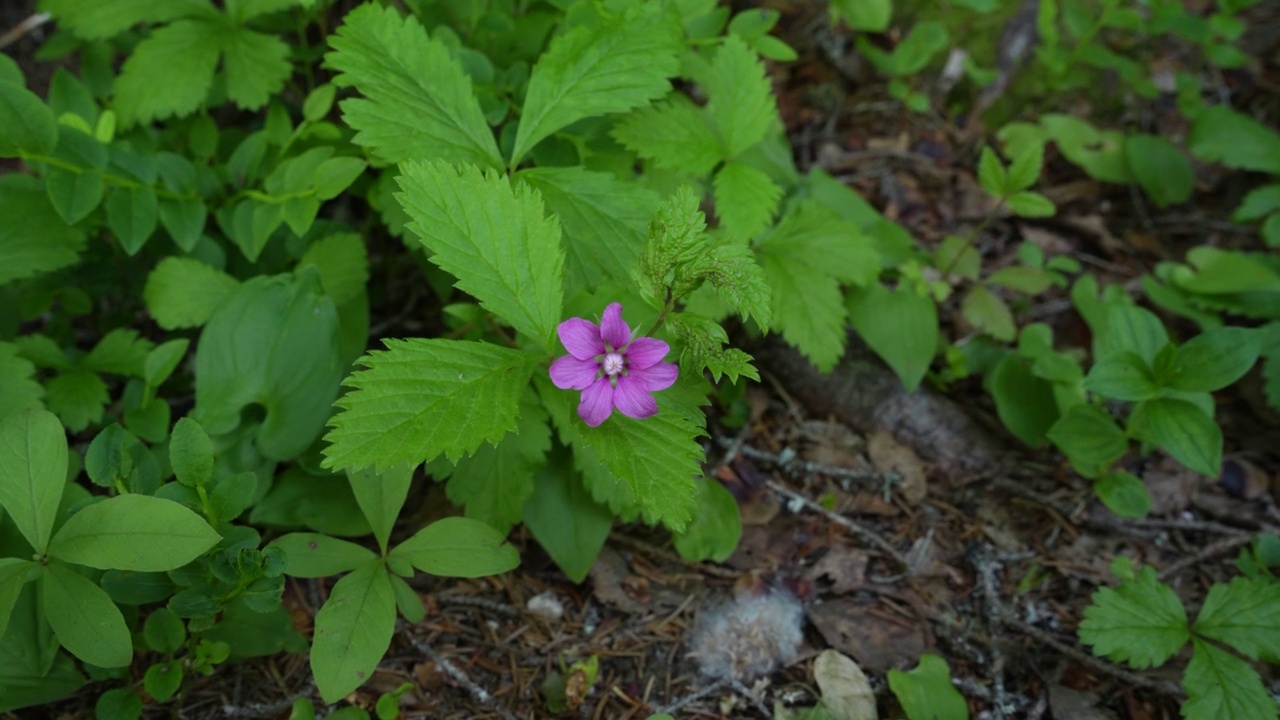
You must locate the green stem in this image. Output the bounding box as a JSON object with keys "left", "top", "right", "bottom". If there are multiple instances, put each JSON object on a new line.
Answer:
{"left": 19, "top": 151, "right": 195, "bottom": 202}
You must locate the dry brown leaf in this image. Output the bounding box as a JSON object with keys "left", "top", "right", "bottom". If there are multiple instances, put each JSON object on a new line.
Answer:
{"left": 867, "top": 429, "right": 928, "bottom": 504}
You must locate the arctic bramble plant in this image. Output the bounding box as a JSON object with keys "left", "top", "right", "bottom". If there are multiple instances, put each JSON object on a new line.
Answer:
{"left": 549, "top": 303, "right": 679, "bottom": 427}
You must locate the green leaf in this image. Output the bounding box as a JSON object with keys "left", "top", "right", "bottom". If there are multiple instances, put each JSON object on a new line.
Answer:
{"left": 611, "top": 97, "right": 722, "bottom": 176}
{"left": 713, "top": 162, "right": 782, "bottom": 243}
{"left": 45, "top": 168, "right": 105, "bottom": 225}
{"left": 977, "top": 146, "right": 1007, "bottom": 197}
{"left": 397, "top": 160, "right": 564, "bottom": 349}
{"left": 221, "top": 28, "right": 292, "bottom": 110}
{"left": 39, "top": 0, "right": 208, "bottom": 40}
{"left": 0, "top": 175, "right": 85, "bottom": 286}
{"left": 170, "top": 417, "right": 214, "bottom": 488}
{"left": 390, "top": 517, "right": 519, "bottom": 578}
{"left": 1095, "top": 305, "right": 1169, "bottom": 366}
{"left": 312, "top": 157, "right": 367, "bottom": 202}
{"left": 1005, "top": 191, "right": 1057, "bottom": 218}
{"left": 1085, "top": 351, "right": 1159, "bottom": 400}
{"left": 846, "top": 283, "right": 938, "bottom": 391}
{"left": 986, "top": 266, "right": 1055, "bottom": 294}
{"left": 85, "top": 424, "right": 160, "bottom": 494}
{"left": 886, "top": 655, "right": 968, "bottom": 720}
{"left": 963, "top": 285, "right": 1016, "bottom": 341}
{"left": 512, "top": 3, "right": 680, "bottom": 164}
{"left": 1164, "top": 327, "right": 1260, "bottom": 392}
{"left": 143, "top": 608, "right": 186, "bottom": 654}
{"left": 347, "top": 464, "right": 413, "bottom": 555}
{"left": 0, "top": 560, "right": 34, "bottom": 640}
{"left": 323, "top": 339, "right": 539, "bottom": 472}
{"left": 1046, "top": 404, "right": 1128, "bottom": 478}
{"left": 94, "top": 688, "right": 141, "bottom": 720}
{"left": 0, "top": 80, "right": 57, "bottom": 157}
{"left": 692, "top": 239, "right": 773, "bottom": 328}
{"left": 158, "top": 198, "right": 207, "bottom": 252}
{"left": 667, "top": 312, "right": 759, "bottom": 383}
{"left": 208, "top": 471, "right": 257, "bottom": 523}
{"left": 1078, "top": 565, "right": 1189, "bottom": 668}
{"left": 1128, "top": 398, "right": 1222, "bottom": 477}
{"left": 0, "top": 343, "right": 44, "bottom": 422}
{"left": 143, "top": 340, "right": 189, "bottom": 389}
{"left": 1193, "top": 576, "right": 1280, "bottom": 662}
{"left": 1182, "top": 639, "right": 1278, "bottom": 720}
{"left": 1125, "top": 134, "right": 1194, "bottom": 208}
{"left": 113, "top": 20, "right": 223, "bottom": 127}
{"left": 325, "top": 4, "right": 502, "bottom": 169}
{"left": 1189, "top": 105, "right": 1280, "bottom": 174}
{"left": 144, "top": 257, "right": 240, "bottom": 330}
{"left": 194, "top": 273, "right": 344, "bottom": 461}
{"left": 298, "top": 232, "right": 369, "bottom": 306}
{"left": 311, "top": 560, "right": 396, "bottom": 704}
{"left": 269, "top": 533, "right": 378, "bottom": 578}
{"left": 519, "top": 167, "right": 659, "bottom": 295}
{"left": 1094, "top": 471, "right": 1151, "bottom": 518}
{"left": 105, "top": 185, "right": 159, "bottom": 255}
{"left": 829, "top": 0, "right": 891, "bottom": 31}
{"left": 435, "top": 392, "right": 549, "bottom": 535}
{"left": 1006, "top": 142, "right": 1044, "bottom": 192}
{"left": 1040, "top": 115, "right": 1132, "bottom": 183}
{"left": 47, "top": 494, "right": 220, "bottom": 571}
{"left": 521, "top": 451, "right": 613, "bottom": 583}
{"left": 672, "top": 479, "right": 741, "bottom": 563}
{"left": 41, "top": 562, "right": 132, "bottom": 668}
{"left": 44, "top": 369, "right": 108, "bottom": 432}
{"left": 144, "top": 661, "right": 183, "bottom": 702}
{"left": 1232, "top": 183, "right": 1280, "bottom": 223}
{"left": 81, "top": 328, "right": 152, "bottom": 378}
{"left": 706, "top": 35, "right": 776, "bottom": 158}
{"left": 986, "top": 354, "right": 1059, "bottom": 447}
{"left": 0, "top": 409, "right": 67, "bottom": 553}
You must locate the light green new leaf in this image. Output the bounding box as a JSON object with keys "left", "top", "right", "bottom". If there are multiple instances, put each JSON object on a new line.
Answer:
{"left": 706, "top": 36, "right": 777, "bottom": 158}
{"left": 1078, "top": 565, "right": 1188, "bottom": 669}
{"left": 397, "top": 161, "right": 564, "bottom": 348}
{"left": 611, "top": 97, "right": 722, "bottom": 176}
{"left": 961, "top": 285, "right": 1016, "bottom": 341}
{"left": 221, "top": 28, "right": 292, "bottom": 110}
{"left": 1165, "top": 327, "right": 1260, "bottom": 392}
{"left": 713, "top": 160, "right": 780, "bottom": 240}
{"left": 39, "top": 0, "right": 212, "bottom": 40}
{"left": 311, "top": 560, "right": 396, "bottom": 704}
{"left": 1193, "top": 576, "right": 1280, "bottom": 662}
{"left": 113, "top": 20, "right": 223, "bottom": 127}
{"left": 695, "top": 239, "right": 772, "bottom": 328}
{"left": 761, "top": 260, "right": 845, "bottom": 372}
{"left": 348, "top": 464, "right": 414, "bottom": 554}
{"left": 667, "top": 312, "right": 759, "bottom": 383}
{"left": 0, "top": 559, "right": 34, "bottom": 640}
{"left": 323, "top": 339, "right": 540, "bottom": 472}
{"left": 1125, "top": 134, "right": 1194, "bottom": 208}
{"left": 391, "top": 517, "right": 519, "bottom": 578}
{"left": 170, "top": 416, "right": 214, "bottom": 488}
{"left": 47, "top": 495, "right": 220, "bottom": 571}
{"left": 298, "top": 232, "right": 369, "bottom": 305}
{"left": 0, "top": 79, "right": 57, "bottom": 157}
{"left": 0, "top": 409, "right": 67, "bottom": 553}
{"left": 519, "top": 167, "right": 659, "bottom": 295}
{"left": 1127, "top": 398, "right": 1222, "bottom": 477}
{"left": 0, "top": 175, "right": 85, "bottom": 287}
{"left": 522, "top": 451, "right": 613, "bottom": 583}
{"left": 269, "top": 533, "right": 378, "bottom": 578}
{"left": 1182, "top": 639, "right": 1277, "bottom": 720}
{"left": 325, "top": 5, "right": 501, "bottom": 169}
{"left": 512, "top": 3, "right": 681, "bottom": 165}
{"left": 0, "top": 343, "right": 44, "bottom": 421}
{"left": 887, "top": 655, "right": 969, "bottom": 720}
{"left": 144, "top": 257, "right": 240, "bottom": 330}
{"left": 847, "top": 283, "right": 938, "bottom": 392}
{"left": 41, "top": 562, "right": 132, "bottom": 668}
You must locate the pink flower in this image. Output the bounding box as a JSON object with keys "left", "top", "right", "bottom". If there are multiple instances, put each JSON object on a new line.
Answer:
{"left": 549, "top": 303, "right": 678, "bottom": 427}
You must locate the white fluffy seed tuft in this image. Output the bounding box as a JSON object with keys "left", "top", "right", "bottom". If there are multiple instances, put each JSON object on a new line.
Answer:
{"left": 687, "top": 591, "right": 804, "bottom": 682}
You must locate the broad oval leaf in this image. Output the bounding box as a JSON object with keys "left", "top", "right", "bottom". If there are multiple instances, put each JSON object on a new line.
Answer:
{"left": 672, "top": 478, "right": 741, "bottom": 563}
{"left": 1084, "top": 351, "right": 1158, "bottom": 400}
{"left": 41, "top": 562, "right": 133, "bottom": 668}
{"left": 47, "top": 494, "right": 221, "bottom": 571}
{"left": 1125, "top": 134, "right": 1194, "bottom": 208}
{"left": 1094, "top": 471, "right": 1151, "bottom": 519}
{"left": 1046, "top": 404, "right": 1128, "bottom": 478}
{"left": 886, "top": 654, "right": 968, "bottom": 720}
{"left": 846, "top": 282, "right": 938, "bottom": 390}
{"left": 0, "top": 80, "right": 58, "bottom": 156}
{"left": 0, "top": 559, "right": 34, "bottom": 640}
{"left": 521, "top": 450, "right": 612, "bottom": 583}
{"left": 269, "top": 533, "right": 378, "bottom": 579}
{"left": 1165, "top": 326, "right": 1260, "bottom": 392}
{"left": 0, "top": 409, "right": 68, "bottom": 553}
{"left": 1127, "top": 398, "right": 1222, "bottom": 477}
{"left": 169, "top": 416, "right": 214, "bottom": 488}
{"left": 391, "top": 517, "right": 519, "bottom": 578}
{"left": 311, "top": 560, "right": 396, "bottom": 704}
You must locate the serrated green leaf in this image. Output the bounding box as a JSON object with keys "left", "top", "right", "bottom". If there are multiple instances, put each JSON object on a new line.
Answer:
{"left": 311, "top": 560, "right": 395, "bottom": 704}
{"left": 760, "top": 250, "right": 845, "bottom": 371}
{"left": 667, "top": 312, "right": 759, "bottom": 383}
{"left": 0, "top": 409, "right": 67, "bottom": 553}
{"left": 1182, "top": 639, "right": 1278, "bottom": 720}
{"left": 522, "top": 450, "right": 612, "bottom": 583}
{"left": 298, "top": 232, "right": 369, "bottom": 305}
{"left": 44, "top": 368, "right": 107, "bottom": 432}
{"left": 1128, "top": 398, "right": 1221, "bottom": 477}
{"left": 0, "top": 175, "right": 85, "bottom": 287}
{"left": 41, "top": 562, "right": 133, "bottom": 668}
{"left": 713, "top": 159, "right": 780, "bottom": 240}
{"left": 0, "top": 80, "right": 57, "bottom": 157}
{"left": 144, "top": 257, "right": 240, "bottom": 330}
{"left": 977, "top": 146, "right": 1007, "bottom": 197}
{"left": 512, "top": 3, "right": 680, "bottom": 164}
{"left": 689, "top": 240, "right": 772, "bottom": 328}
{"left": 519, "top": 167, "right": 659, "bottom": 295}
{"left": 325, "top": 4, "right": 502, "bottom": 169}
{"left": 397, "top": 160, "right": 564, "bottom": 348}
{"left": 269, "top": 533, "right": 378, "bottom": 578}
{"left": 1006, "top": 142, "right": 1044, "bottom": 192}
{"left": 347, "top": 464, "right": 413, "bottom": 555}
{"left": 221, "top": 27, "right": 292, "bottom": 111}
{"left": 391, "top": 516, "right": 519, "bottom": 577}
{"left": 1188, "top": 105, "right": 1280, "bottom": 174}
{"left": 1193, "top": 576, "right": 1280, "bottom": 662}
{"left": 962, "top": 285, "right": 1016, "bottom": 341}
{"left": 1164, "top": 327, "right": 1260, "bottom": 392}
{"left": 1125, "top": 134, "right": 1194, "bottom": 208}
{"left": 39, "top": 0, "right": 211, "bottom": 40}
{"left": 113, "top": 20, "right": 223, "bottom": 127}
{"left": 706, "top": 35, "right": 776, "bottom": 158}
{"left": 1085, "top": 351, "right": 1159, "bottom": 400}
{"left": 323, "top": 339, "right": 540, "bottom": 472}
{"left": 1006, "top": 191, "right": 1057, "bottom": 218}
{"left": 1078, "top": 565, "right": 1188, "bottom": 668}
{"left": 47, "top": 495, "right": 220, "bottom": 571}
{"left": 846, "top": 283, "right": 938, "bottom": 391}
{"left": 0, "top": 343, "right": 44, "bottom": 421}
{"left": 79, "top": 328, "right": 151, "bottom": 378}
{"left": 611, "top": 97, "right": 722, "bottom": 176}
{"left": 1046, "top": 403, "right": 1127, "bottom": 478}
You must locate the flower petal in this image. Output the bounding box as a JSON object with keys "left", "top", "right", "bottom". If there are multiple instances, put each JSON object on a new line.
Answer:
{"left": 549, "top": 355, "right": 599, "bottom": 390}
{"left": 613, "top": 375, "right": 658, "bottom": 419}
{"left": 631, "top": 361, "right": 678, "bottom": 392}
{"left": 557, "top": 317, "right": 604, "bottom": 360}
{"left": 578, "top": 378, "right": 614, "bottom": 427}
{"left": 599, "top": 302, "right": 631, "bottom": 350}
{"left": 624, "top": 337, "right": 669, "bottom": 370}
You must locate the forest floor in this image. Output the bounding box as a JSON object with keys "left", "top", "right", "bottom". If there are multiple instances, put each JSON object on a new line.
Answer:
{"left": 5, "top": 1, "right": 1280, "bottom": 719}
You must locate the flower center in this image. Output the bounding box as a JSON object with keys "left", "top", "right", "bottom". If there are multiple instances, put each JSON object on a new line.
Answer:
{"left": 602, "top": 352, "right": 625, "bottom": 377}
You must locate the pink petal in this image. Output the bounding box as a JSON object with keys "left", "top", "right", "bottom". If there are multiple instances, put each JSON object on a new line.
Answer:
{"left": 631, "top": 361, "right": 678, "bottom": 392}
{"left": 549, "top": 355, "right": 599, "bottom": 390}
{"left": 557, "top": 318, "right": 604, "bottom": 360}
{"left": 612, "top": 375, "right": 658, "bottom": 419}
{"left": 599, "top": 302, "right": 631, "bottom": 350}
{"left": 578, "top": 378, "right": 614, "bottom": 427}
{"left": 624, "top": 337, "right": 669, "bottom": 370}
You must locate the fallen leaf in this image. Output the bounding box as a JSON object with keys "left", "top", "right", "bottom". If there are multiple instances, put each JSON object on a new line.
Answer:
{"left": 807, "top": 599, "right": 926, "bottom": 672}
{"left": 868, "top": 429, "right": 928, "bottom": 504}
{"left": 814, "top": 649, "right": 877, "bottom": 720}
{"left": 807, "top": 546, "right": 869, "bottom": 595}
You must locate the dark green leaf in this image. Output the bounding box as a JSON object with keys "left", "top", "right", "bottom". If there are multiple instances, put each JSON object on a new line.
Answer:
{"left": 1094, "top": 471, "right": 1150, "bottom": 518}
{"left": 1128, "top": 398, "right": 1221, "bottom": 477}
{"left": 0, "top": 409, "right": 67, "bottom": 553}
{"left": 1079, "top": 565, "right": 1188, "bottom": 668}
{"left": 1085, "top": 351, "right": 1159, "bottom": 400}
{"left": 1046, "top": 404, "right": 1127, "bottom": 478}
{"left": 1165, "top": 327, "right": 1260, "bottom": 392}
{"left": 391, "top": 517, "right": 519, "bottom": 578}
